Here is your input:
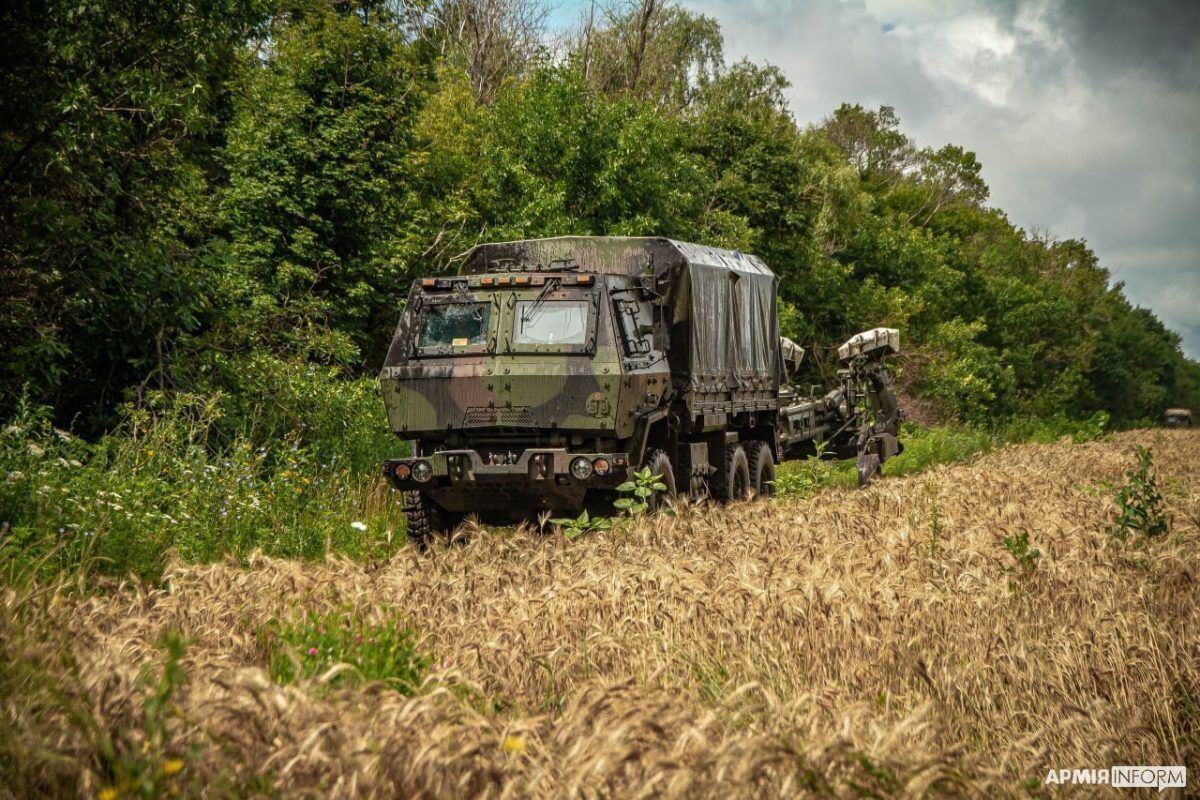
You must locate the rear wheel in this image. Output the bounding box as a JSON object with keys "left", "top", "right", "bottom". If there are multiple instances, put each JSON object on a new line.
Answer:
{"left": 641, "top": 448, "right": 677, "bottom": 512}
{"left": 712, "top": 443, "right": 750, "bottom": 502}
{"left": 746, "top": 441, "right": 775, "bottom": 497}
{"left": 402, "top": 490, "right": 456, "bottom": 549}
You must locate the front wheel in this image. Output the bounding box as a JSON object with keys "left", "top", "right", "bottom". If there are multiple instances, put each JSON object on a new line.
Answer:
{"left": 402, "top": 490, "right": 456, "bottom": 549}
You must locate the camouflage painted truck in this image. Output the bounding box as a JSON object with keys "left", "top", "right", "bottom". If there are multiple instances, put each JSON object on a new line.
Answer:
{"left": 379, "top": 236, "right": 903, "bottom": 542}
{"left": 1163, "top": 408, "right": 1193, "bottom": 427}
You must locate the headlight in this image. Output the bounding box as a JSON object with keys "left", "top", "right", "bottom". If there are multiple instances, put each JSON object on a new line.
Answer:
{"left": 570, "top": 457, "right": 593, "bottom": 480}
{"left": 592, "top": 457, "right": 610, "bottom": 476}
{"left": 394, "top": 463, "right": 412, "bottom": 480}
{"left": 412, "top": 460, "right": 433, "bottom": 482}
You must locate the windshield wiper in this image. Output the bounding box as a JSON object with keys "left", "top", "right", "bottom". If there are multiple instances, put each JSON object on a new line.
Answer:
{"left": 521, "top": 276, "right": 562, "bottom": 326}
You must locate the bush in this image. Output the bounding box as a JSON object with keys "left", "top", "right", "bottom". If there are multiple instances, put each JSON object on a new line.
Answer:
{"left": 0, "top": 371, "right": 408, "bottom": 582}
{"left": 998, "top": 410, "right": 1110, "bottom": 444}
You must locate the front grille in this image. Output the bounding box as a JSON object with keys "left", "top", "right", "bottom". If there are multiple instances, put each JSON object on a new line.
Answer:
{"left": 463, "top": 406, "right": 536, "bottom": 427}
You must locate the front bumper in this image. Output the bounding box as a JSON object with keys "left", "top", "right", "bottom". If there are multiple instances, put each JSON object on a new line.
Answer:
{"left": 383, "top": 448, "right": 630, "bottom": 490}
{"left": 382, "top": 448, "right": 631, "bottom": 516}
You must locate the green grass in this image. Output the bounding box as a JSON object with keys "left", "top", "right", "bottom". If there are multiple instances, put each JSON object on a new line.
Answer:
{"left": 0, "top": 367, "right": 408, "bottom": 583}
{"left": 771, "top": 414, "right": 1109, "bottom": 500}
{"left": 264, "top": 609, "right": 430, "bottom": 693}
{"left": 772, "top": 423, "right": 995, "bottom": 499}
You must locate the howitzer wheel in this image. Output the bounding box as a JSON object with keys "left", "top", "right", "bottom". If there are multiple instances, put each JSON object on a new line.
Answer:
{"left": 713, "top": 443, "right": 751, "bottom": 502}
{"left": 402, "top": 490, "right": 456, "bottom": 549}
{"left": 746, "top": 441, "right": 775, "bottom": 497}
{"left": 641, "top": 449, "right": 677, "bottom": 512}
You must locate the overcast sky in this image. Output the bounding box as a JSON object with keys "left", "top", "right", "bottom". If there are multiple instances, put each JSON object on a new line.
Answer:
{"left": 551, "top": 0, "right": 1200, "bottom": 358}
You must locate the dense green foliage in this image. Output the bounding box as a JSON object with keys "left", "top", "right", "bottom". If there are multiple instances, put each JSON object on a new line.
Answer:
{"left": 1, "top": 1, "right": 1197, "bottom": 577}
{"left": 2, "top": 0, "right": 1196, "bottom": 435}
{"left": 1, "top": 374, "right": 405, "bottom": 581}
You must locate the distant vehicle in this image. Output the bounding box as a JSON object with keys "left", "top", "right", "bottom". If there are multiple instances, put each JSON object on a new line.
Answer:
{"left": 379, "top": 237, "right": 903, "bottom": 543}
{"left": 1163, "top": 408, "right": 1193, "bottom": 427}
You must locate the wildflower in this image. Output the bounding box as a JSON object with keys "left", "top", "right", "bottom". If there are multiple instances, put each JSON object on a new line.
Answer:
{"left": 502, "top": 735, "right": 526, "bottom": 755}
{"left": 27, "top": 443, "right": 45, "bottom": 458}
{"left": 350, "top": 521, "right": 367, "bottom": 532}
{"left": 307, "top": 647, "right": 319, "bottom": 656}
{"left": 98, "top": 789, "right": 118, "bottom": 800}
{"left": 162, "top": 758, "right": 185, "bottom": 777}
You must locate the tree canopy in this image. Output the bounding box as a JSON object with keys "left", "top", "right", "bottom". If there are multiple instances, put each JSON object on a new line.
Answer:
{"left": 2, "top": 0, "right": 1196, "bottom": 434}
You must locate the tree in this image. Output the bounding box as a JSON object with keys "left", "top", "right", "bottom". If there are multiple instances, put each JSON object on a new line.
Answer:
{"left": 0, "top": 0, "right": 269, "bottom": 429}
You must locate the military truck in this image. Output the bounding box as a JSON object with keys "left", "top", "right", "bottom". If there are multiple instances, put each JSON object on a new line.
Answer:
{"left": 1164, "top": 408, "right": 1193, "bottom": 427}
{"left": 379, "top": 237, "right": 903, "bottom": 542}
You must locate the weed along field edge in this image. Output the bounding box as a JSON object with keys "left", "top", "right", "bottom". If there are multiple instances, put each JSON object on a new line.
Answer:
{"left": 2, "top": 428, "right": 1197, "bottom": 797}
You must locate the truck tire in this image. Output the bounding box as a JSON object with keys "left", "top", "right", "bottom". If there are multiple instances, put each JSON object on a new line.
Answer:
{"left": 746, "top": 441, "right": 775, "bottom": 497}
{"left": 713, "top": 443, "right": 750, "bottom": 502}
{"left": 642, "top": 448, "right": 677, "bottom": 512}
{"left": 402, "top": 490, "right": 453, "bottom": 549}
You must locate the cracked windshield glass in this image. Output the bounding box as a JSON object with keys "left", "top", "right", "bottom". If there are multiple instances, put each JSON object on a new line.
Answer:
{"left": 419, "top": 303, "right": 490, "bottom": 347}
{"left": 515, "top": 300, "right": 587, "bottom": 344}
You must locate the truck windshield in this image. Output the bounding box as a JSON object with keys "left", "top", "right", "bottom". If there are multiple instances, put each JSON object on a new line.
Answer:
{"left": 515, "top": 301, "right": 587, "bottom": 345}
{"left": 419, "top": 303, "right": 490, "bottom": 348}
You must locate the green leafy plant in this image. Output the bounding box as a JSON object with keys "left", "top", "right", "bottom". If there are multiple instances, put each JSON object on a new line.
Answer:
{"left": 1001, "top": 530, "right": 1041, "bottom": 579}
{"left": 1109, "top": 445, "right": 1168, "bottom": 541}
{"left": 265, "top": 609, "right": 429, "bottom": 694}
{"left": 614, "top": 467, "right": 669, "bottom": 516}
{"left": 550, "top": 509, "right": 613, "bottom": 541}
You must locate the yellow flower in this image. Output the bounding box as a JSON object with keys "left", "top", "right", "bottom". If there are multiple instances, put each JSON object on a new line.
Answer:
{"left": 502, "top": 735, "right": 526, "bottom": 755}
{"left": 162, "top": 758, "right": 185, "bottom": 778}
{"left": 98, "top": 789, "right": 119, "bottom": 800}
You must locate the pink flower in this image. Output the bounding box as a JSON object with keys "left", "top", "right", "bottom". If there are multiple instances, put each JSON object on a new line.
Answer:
{"left": 307, "top": 647, "right": 318, "bottom": 656}
{"left": 354, "top": 634, "right": 362, "bottom": 644}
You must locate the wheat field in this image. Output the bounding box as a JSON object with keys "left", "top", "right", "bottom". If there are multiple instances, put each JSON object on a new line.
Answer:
{"left": 3, "top": 430, "right": 1198, "bottom": 798}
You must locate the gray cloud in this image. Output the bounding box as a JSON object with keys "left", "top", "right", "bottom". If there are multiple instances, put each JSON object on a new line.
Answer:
{"left": 1049, "top": 0, "right": 1200, "bottom": 87}
{"left": 688, "top": 0, "right": 1200, "bottom": 358}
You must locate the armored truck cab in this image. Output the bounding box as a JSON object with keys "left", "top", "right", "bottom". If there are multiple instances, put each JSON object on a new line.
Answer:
{"left": 380, "top": 236, "right": 901, "bottom": 542}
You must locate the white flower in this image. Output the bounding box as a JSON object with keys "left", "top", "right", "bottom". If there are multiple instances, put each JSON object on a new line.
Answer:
{"left": 350, "top": 521, "right": 368, "bottom": 532}
{"left": 27, "top": 443, "right": 45, "bottom": 458}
